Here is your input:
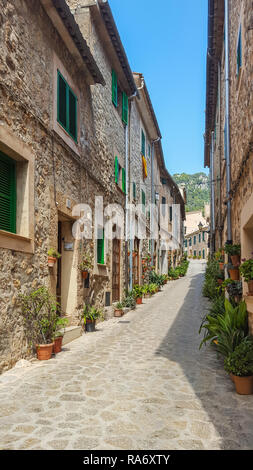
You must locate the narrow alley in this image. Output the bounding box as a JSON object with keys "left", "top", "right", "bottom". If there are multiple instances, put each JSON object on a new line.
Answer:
{"left": 1, "top": 260, "right": 253, "bottom": 451}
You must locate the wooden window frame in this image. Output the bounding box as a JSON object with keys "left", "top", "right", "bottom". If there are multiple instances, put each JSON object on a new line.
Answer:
{"left": 57, "top": 70, "right": 78, "bottom": 143}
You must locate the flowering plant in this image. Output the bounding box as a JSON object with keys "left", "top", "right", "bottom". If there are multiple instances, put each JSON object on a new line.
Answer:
{"left": 239, "top": 258, "right": 253, "bottom": 282}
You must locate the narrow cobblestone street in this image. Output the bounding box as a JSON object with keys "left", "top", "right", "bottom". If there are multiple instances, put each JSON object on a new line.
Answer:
{"left": 1, "top": 260, "right": 253, "bottom": 450}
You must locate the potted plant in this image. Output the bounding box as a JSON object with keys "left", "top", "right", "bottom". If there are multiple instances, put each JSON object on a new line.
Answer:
{"left": 224, "top": 337, "right": 253, "bottom": 395}
{"left": 133, "top": 285, "right": 143, "bottom": 304}
{"left": 19, "top": 287, "right": 60, "bottom": 360}
{"left": 224, "top": 244, "right": 241, "bottom": 266}
{"left": 114, "top": 302, "right": 124, "bottom": 317}
{"left": 228, "top": 262, "right": 240, "bottom": 281}
{"left": 217, "top": 271, "right": 225, "bottom": 286}
{"left": 83, "top": 305, "right": 103, "bottom": 332}
{"left": 215, "top": 249, "right": 224, "bottom": 270}
{"left": 48, "top": 248, "right": 61, "bottom": 267}
{"left": 53, "top": 317, "right": 69, "bottom": 354}
{"left": 142, "top": 285, "right": 151, "bottom": 299}
{"left": 239, "top": 258, "right": 253, "bottom": 295}
{"left": 79, "top": 252, "right": 93, "bottom": 279}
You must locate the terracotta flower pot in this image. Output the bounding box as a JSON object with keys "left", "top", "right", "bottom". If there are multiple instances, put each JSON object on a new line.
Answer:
{"left": 82, "top": 271, "right": 89, "bottom": 279}
{"left": 218, "top": 279, "right": 223, "bottom": 286}
{"left": 232, "top": 375, "right": 253, "bottom": 395}
{"left": 219, "top": 262, "right": 224, "bottom": 270}
{"left": 229, "top": 268, "right": 239, "bottom": 281}
{"left": 136, "top": 297, "right": 142, "bottom": 305}
{"left": 114, "top": 309, "right": 123, "bottom": 317}
{"left": 231, "top": 255, "right": 240, "bottom": 267}
{"left": 36, "top": 343, "right": 54, "bottom": 360}
{"left": 53, "top": 336, "right": 63, "bottom": 354}
{"left": 248, "top": 280, "right": 253, "bottom": 296}
{"left": 48, "top": 257, "right": 56, "bottom": 268}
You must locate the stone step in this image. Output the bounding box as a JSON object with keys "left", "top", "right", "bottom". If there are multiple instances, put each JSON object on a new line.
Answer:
{"left": 62, "top": 326, "right": 83, "bottom": 346}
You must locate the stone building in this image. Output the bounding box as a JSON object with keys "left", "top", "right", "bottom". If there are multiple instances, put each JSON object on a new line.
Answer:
{"left": 204, "top": 0, "right": 253, "bottom": 321}
{"left": 0, "top": 0, "right": 185, "bottom": 372}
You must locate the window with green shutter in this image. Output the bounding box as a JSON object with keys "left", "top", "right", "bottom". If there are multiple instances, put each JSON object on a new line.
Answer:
{"left": 169, "top": 206, "right": 173, "bottom": 222}
{"left": 122, "top": 92, "right": 128, "bottom": 124}
{"left": 142, "top": 190, "right": 146, "bottom": 213}
{"left": 0, "top": 152, "right": 16, "bottom": 233}
{"left": 112, "top": 69, "right": 118, "bottom": 107}
{"left": 199, "top": 234, "right": 201, "bottom": 243}
{"left": 194, "top": 236, "right": 196, "bottom": 245}
{"left": 133, "top": 182, "right": 136, "bottom": 200}
{"left": 57, "top": 70, "right": 78, "bottom": 142}
{"left": 141, "top": 130, "right": 145, "bottom": 156}
{"left": 237, "top": 26, "right": 242, "bottom": 76}
{"left": 202, "top": 232, "right": 205, "bottom": 242}
{"left": 97, "top": 228, "right": 104, "bottom": 264}
{"left": 203, "top": 249, "right": 205, "bottom": 259}
{"left": 122, "top": 168, "right": 126, "bottom": 193}
{"left": 114, "top": 156, "right": 119, "bottom": 184}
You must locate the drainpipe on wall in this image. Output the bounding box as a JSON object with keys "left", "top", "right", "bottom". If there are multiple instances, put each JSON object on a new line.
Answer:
{"left": 125, "top": 122, "right": 129, "bottom": 293}
{"left": 127, "top": 92, "right": 137, "bottom": 291}
{"left": 224, "top": 0, "right": 232, "bottom": 244}
{"left": 210, "top": 131, "right": 216, "bottom": 254}
{"left": 151, "top": 138, "right": 161, "bottom": 267}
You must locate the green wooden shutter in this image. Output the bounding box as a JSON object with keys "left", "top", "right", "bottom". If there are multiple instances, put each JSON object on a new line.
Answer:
{"left": 68, "top": 88, "right": 77, "bottom": 141}
{"left": 133, "top": 182, "right": 136, "bottom": 199}
{"left": 114, "top": 156, "right": 119, "bottom": 184}
{"left": 202, "top": 231, "right": 205, "bottom": 241}
{"left": 0, "top": 152, "right": 16, "bottom": 233}
{"left": 122, "top": 168, "right": 126, "bottom": 193}
{"left": 97, "top": 228, "right": 104, "bottom": 264}
{"left": 57, "top": 71, "right": 67, "bottom": 128}
{"left": 122, "top": 92, "right": 128, "bottom": 124}
{"left": 112, "top": 69, "right": 118, "bottom": 107}
{"left": 142, "top": 190, "right": 146, "bottom": 213}
{"left": 141, "top": 130, "right": 145, "bottom": 156}
{"left": 57, "top": 70, "right": 78, "bottom": 142}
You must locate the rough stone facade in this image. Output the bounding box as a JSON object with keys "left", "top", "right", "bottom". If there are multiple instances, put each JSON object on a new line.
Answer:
{"left": 0, "top": 0, "right": 185, "bottom": 372}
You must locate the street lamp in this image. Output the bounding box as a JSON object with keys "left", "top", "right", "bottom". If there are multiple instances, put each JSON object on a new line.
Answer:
{"left": 198, "top": 221, "right": 203, "bottom": 232}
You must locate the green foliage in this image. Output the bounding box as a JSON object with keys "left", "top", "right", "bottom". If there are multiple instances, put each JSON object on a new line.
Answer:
{"left": 168, "top": 260, "right": 189, "bottom": 280}
{"left": 224, "top": 244, "right": 241, "bottom": 256}
{"left": 224, "top": 337, "right": 253, "bottom": 377}
{"left": 19, "top": 286, "right": 61, "bottom": 345}
{"left": 122, "top": 294, "right": 136, "bottom": 309}
{"left": 132, "top": 285, "right": 144, "bottom": 299}
{"left": 202, "top": 258, "right": 221, "bottom": 300}
{"left": 199, "top": 299, "right": 248, "bottom": 357}
{"left": 54, "top": 317, "right": 69, "bottom": 338}
{"left": 173, "top": 172, "right": 210, "bottom": 212}
{"left": 79, "top": 252, "right": 93, "bottom": 272}
{"left": 115, "top": 302, "right": 123, "bottom": 310}
{"left": 83, "top": 305, "right": 103, "bottom": 324}
{"left": 240, "top": 259, "right": 253, "bottom": 282}
{"left": 48, "top": 248, "right": 61, "bottom": 259}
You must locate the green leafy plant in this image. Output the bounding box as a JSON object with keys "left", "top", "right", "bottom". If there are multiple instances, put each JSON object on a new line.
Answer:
{"left": 202, "top": 259, "right": 221, "bottom": 300}
{"left": 115, "top": 302, "right": 123, "bottom": 310}
{"left": 215, "top": 250, "right": 224, "bottom": 262}
{"left": 79, "top": 252, "right": 93, "bottom": 272}
{"left": 83, "top": 305, "right": 103, "bottom": 325}
{"left": 48, "top": 248, "right": 61, "bottom": 259}
{"left": 54, "top": 317, "right": 69, "bottom": 338}
{"left": 224, "top": 244, "right": 241, "bottom": 256}
{"left": 239, "top": 259, "right": 253, "bottom": 282}
{"left": 122, "top": 294, "right": 136, "bottom": 309}
{"left": 19, "top": 287, "right": 61, "bottom": 345}
{"left": 224, "top": 337, "right": 253, "bottom": 377}
{"left": 132, "top": 285, "right": 143, "bottom": 299}
{"left": 199, "top": 299, "right": 248, "bottom": 357}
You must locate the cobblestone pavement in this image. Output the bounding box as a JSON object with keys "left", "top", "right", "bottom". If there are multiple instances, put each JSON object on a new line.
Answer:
{"left": 1, "top": 260, "right": 253, "bottom": 450}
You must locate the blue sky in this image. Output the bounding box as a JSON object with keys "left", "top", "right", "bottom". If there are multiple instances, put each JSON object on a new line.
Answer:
{"left": 109, "top": 0, "right": 208, "bottom": 176}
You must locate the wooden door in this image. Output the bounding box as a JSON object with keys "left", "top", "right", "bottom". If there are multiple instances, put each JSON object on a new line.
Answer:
{"left": 56, "top": 221, "right": 62, "bottom": 308}
{"left": 133, "top": 237, "right": 140, "bottom": 285}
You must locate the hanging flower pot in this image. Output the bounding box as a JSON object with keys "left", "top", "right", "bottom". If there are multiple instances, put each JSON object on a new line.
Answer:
{"left": 229, "top": 268, "right": 240, "bottom": 281}
{"left": 48, "top": 257, "right": 56, "bottom": 268}
{"left": 36, "top": 343, "right": 54, "bottom": 360}
{"left": 47, "top": 249, "right": 61, "bottom": 268}
{"left": 81, "top": 270, "right": 89, "bottom": 280}
{"left": 219, "top": 262, "right": 224, "bottom": 270}
{"left": 231, "top": 255, "right": 240, "bottom": 266}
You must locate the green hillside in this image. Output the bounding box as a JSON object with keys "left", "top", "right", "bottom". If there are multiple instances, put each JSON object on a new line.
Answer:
{"left": 173, "top": 172, "right": 210, "bottom": 212}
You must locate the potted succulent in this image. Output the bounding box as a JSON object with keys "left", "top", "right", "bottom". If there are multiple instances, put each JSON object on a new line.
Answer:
{"left": 83, "top": 305, "right": 103, "bottom": 332}
{"left": 224, "top": 243, "right": 241, "bottom": 266}
{"left": 48, "top": 248, "right": 61, "bottom": 267}
{"left": 224, "top": 337, "right": 253, "bottom": 395}
{"left": 114, "top": 302, "right": 124, "bottom": 317}
{"left": 239, "top": 258, "right": 253, "bottom": 295}
{"left": 79, "top": 252, "right": 93, "bottom": 279}
{"left": 19, "top": 287, "right": 60, "bottom": 360}
{"left": 53, "top": 317, "right": 69, "bottom": 354}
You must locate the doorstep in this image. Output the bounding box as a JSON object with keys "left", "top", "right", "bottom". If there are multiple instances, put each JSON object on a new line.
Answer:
{"left": 62, "top": 326, "right": 83, "bottom": 346}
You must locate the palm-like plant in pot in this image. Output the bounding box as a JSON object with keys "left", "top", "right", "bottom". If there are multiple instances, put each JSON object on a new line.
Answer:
{"left": 19, "top": 287, "right": 60, "bottom": 360}
{"left": 239, "top": 258, "right": 253, "bottom": 295}
{"left": 224, "top": 337, "right": 253, "bottom": 395}
{"left": 83, "top": 305, "right": 103, "bottom": 332}
{"left": 132, "top": 285, "right": 143, "bottom": 304}
{"left": 53, "top": 317, "right": 69, "bottom": 354}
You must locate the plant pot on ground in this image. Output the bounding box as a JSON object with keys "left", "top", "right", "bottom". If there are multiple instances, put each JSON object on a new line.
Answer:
{"left": 19, "top": 286, "right": 61, "bottom": 361}
{"left": 83, "top": 305, "right": 103, "bottom": 332}
{"left": 53, "top": 317, "right": 69, "bottom": 353}
{"left": 114, "top": 302, "right": 124, "bottom": 317}
{"left": 224, "top": 337, "right": 253, "bottom": 395}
